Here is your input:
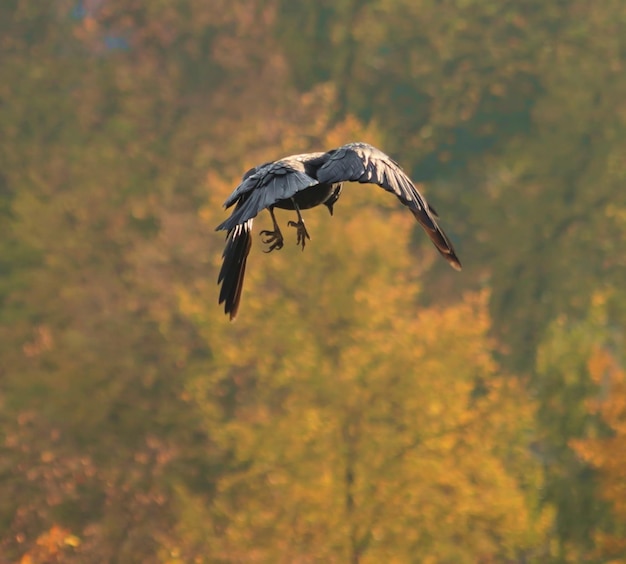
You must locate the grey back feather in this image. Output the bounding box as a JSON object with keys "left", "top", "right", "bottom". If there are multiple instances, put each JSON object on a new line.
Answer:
{"left": 317, "top": 142, "right": 424, "bottom": 210}
{"left": 217, "top": 159, "right": 319, "bottom": 231}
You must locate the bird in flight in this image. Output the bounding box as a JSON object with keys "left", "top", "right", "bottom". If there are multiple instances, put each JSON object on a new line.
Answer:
{"left": 216, "top": 142, "right": 461, "bottom": 319}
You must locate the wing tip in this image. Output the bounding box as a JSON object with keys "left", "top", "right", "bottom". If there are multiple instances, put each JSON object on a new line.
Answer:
{"left": 447, "top": 254, "right": 462, "bottom": 271}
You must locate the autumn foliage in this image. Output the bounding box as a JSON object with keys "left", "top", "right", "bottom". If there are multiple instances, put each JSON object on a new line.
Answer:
{"left": 573, "top": 349, "right": 626, "bottom": 560}
{"left": 2, "top": 0, "right": 626, "bottom": 562}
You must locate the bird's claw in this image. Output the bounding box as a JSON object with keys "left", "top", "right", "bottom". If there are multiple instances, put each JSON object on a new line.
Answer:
{"left": 288, "top": 220, "right": 311, "bottom": 250}
{"left": 260, "top": 229, "right": 284, "bottom": 253}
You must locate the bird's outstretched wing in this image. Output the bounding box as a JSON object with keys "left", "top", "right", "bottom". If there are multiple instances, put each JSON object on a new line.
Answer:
{"left": 216, "top": 159, "right": 319, "bottom": 231}
{"left": 316, "top": 142, "right": 461, "bottom": 270}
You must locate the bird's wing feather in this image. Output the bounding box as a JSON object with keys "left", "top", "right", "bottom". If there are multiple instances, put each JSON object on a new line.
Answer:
{"left": 217, "top": 159, "right": 318, "bottom": 231}
{"left": 317, "top": 142, "right": 427, "bottom": 212}
{"left": 316, "top": 142, "right": 461, "bottom": 270}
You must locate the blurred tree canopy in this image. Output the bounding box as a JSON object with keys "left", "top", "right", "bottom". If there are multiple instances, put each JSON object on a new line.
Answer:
{"left": 1, "top": 0, "right": 626, "bottom": 562}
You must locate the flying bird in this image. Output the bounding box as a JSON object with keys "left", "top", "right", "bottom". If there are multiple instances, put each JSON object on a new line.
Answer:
{"left": 216, "top": 142, "right": 461, "bottom": 319}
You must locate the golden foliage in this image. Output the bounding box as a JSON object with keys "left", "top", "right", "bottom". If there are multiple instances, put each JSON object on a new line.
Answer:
{"left": 572, "top": 348, "right": 626, "bottom": 560}
{"left": 19, "top": 525, "right": 80, "bottom": 564}
{"left": 183, "top": 140, "right": 549, "bottom": 559}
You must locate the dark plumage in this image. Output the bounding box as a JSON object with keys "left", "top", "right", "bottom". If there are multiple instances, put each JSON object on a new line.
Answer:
{"left": 216, "top": 142, "right": 461, "bottom": 319}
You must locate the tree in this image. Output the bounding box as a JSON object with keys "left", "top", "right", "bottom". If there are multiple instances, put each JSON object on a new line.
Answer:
{"left": 0, "top": 0, "right": 293, "bottom": 559}
{"left": 572, "top": 349, "right": 626, "bottom": 561}
{"left": 530, "top": 294, "right": 624, "bottom": 561}
{"left": 177, "top": 120, "right": 550, "bottom": 559}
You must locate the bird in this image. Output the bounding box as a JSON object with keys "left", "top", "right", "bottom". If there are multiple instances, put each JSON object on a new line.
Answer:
{"left": 216, "top": 142, "right": 461, "bottom": 319}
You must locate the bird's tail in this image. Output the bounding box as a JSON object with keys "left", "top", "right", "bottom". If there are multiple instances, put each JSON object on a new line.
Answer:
{"left": 218, "top": 219, "right": 253, "bottom": 320}
{"left": 411, "top": 207, "right": 462, "bottom": 271}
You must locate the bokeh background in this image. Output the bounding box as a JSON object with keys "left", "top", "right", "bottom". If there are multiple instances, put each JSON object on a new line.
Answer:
{"left": 2, "top": 1, "right": 626, "bottom": 562}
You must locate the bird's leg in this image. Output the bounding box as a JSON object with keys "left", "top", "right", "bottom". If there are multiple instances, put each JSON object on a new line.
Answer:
{"left": 287, "top": 200, "right": 311, "bottom": 251}
{"left": 260, "top": 207, "right": 284, "bottom": 253}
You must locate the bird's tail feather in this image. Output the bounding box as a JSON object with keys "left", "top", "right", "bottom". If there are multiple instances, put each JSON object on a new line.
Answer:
{"left": 411, "top": 208, "right": 462, "bottom": 271}
{"left": 218, "top": 219, "right": 253, "bottom": 320}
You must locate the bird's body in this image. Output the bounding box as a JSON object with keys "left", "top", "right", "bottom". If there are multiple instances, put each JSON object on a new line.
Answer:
{"left": 273, "top": 179, "right": 337, "bottom": 212}
{"left": 216, "top": 142, "right": 461, "bottom": 319}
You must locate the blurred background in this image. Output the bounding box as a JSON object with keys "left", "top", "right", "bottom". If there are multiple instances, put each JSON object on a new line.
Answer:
{"left": 1, "top": 0, "right": 626, "bottom": 562}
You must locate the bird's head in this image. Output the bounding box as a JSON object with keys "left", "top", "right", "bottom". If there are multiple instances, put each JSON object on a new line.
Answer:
{"left": 323, "top": 183, "right": 343, "bottom": 216}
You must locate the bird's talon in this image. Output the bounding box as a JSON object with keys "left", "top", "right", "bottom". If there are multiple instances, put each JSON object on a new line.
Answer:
{"left": 259, "top": 229, "right": 284, "bottom": 252}
{"left": 288, "top": 220, "right": 310, "bottom": 250}
{"left": 262, "top": 240, "right": 283, "bottom": 253}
